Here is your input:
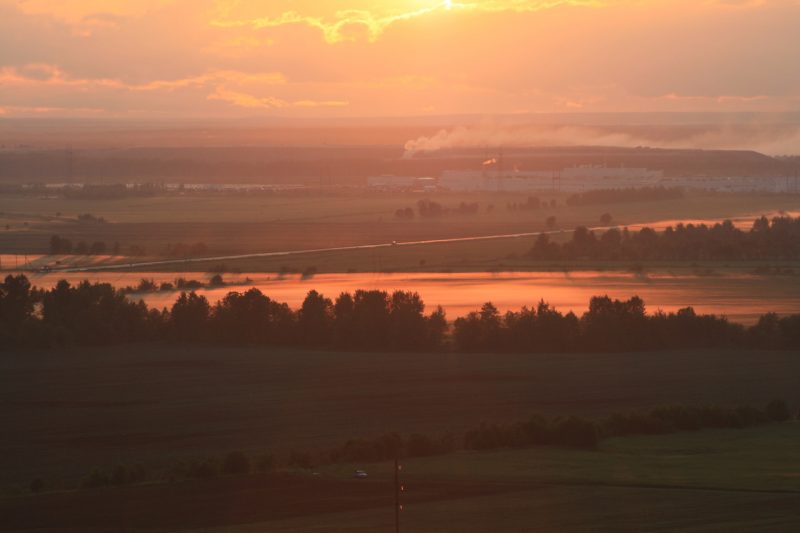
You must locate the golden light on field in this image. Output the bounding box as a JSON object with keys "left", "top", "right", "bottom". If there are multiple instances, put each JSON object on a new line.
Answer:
{"left": 0, "top": 0, "right": 798, "bottom": 117}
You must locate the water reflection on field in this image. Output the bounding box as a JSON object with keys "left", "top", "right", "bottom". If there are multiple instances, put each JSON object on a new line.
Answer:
{"left": 21, "top": 270, "right": 800, "bottom": 324}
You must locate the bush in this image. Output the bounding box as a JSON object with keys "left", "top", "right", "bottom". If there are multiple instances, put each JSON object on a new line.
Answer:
{"left": 29, "top": 478, "right": 44, "bottom": 493}
{"left": 288, "top": 451, "right": 316, "bottom": 470}
{"left": 406, "top": 434, "right": 444, "bottom": 457}
{"left": 223, "top": 451, "right": 250, "bottom": 475}
{"left": 765, "top": 399, "right": 791, "bottom": 422}
{"left": 551, "top": 416, "right": 599, "bottom": 449}
{"left": 255, "top": 453, "right": 275, "bottom": 473}
{"left": 177, "top": 458, "right": 219, "bottom": 479}
{"left": 81, "top": 468, "right": 110, "bottom": 489}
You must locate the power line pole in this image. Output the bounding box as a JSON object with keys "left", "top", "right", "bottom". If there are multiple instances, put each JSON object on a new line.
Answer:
{"left": 394, "top": 458, "right": 402, "bottom": 533}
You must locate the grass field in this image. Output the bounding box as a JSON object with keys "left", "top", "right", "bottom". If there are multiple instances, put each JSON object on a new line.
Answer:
{"left": 1, "top": 191, "right": 798, "bottom": 270}
{"left": 3, "top": 425, "right": 799, "bottom": 532}
{"left": 2, "top": 345, "right": 799, "bottom": 494}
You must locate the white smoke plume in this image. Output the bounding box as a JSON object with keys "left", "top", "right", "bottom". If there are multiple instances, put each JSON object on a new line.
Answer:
{"left": 403, "top": 122, "right": 800, "bottom": 157}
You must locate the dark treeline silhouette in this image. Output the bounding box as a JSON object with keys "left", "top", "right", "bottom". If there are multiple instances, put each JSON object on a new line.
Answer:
{"left": 528, "top": 216, "right": 800, "bottom": 261}
{"left": 565, "top": 187, "right": 685, "bottom": 206}
{"left": 453, "top": 296, "right": 800, "bottom": 352}
{"left": 462, "top": 400, "right": 792, "bottom": 452}
{"left": 1, "top": 274, "right": 798, "bottom": 351}
{"left": 0, "top": 275, "right": 447, "bottom": 351}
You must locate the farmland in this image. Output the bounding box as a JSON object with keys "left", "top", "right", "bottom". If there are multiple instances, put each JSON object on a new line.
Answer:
{"left": 1, "top": 190, "right": 798, "bottom": 274}
{"left": 2, "top": 345, "right": 799, "bottom": 493}
{"left": 2, "top": 421, "right": 799, "bottom": 531}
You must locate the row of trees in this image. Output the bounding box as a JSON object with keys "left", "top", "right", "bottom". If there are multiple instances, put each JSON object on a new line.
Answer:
{"left": 49, "top": 235, "right": 117, "bottom": 255}
{"left": 395, "top": 199, "right": 481, "bottom": 219}
{"left": 463, "top": 400, "right": 792, "bottom": 452}
{"left": 1, "top": 274, "right": 798, "bottom": 350}
{"left": 528, "top": 216, "right": 800, "bottom": 261}
{"left": 49, "top": 234, "right": 211, "bottom": 257}
{"left": 454, "top": 296, "right": 800, "bottom": 352}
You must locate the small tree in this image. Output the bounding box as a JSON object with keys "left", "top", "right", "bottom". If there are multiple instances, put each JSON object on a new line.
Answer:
{"left": 545, "top": 216, "right": 557, "bottom": 230}
{"left": 600, "top": 213, "right": 613, "bottom": 225}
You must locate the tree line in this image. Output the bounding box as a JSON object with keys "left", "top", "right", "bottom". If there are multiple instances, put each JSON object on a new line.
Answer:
{"left": 0, "top": 275, "right": 446, "bottom": 350}
{"left": 528, "top": 216, "right": 800, "bottom": 261}
{"left": 453, "top": 296, "right": 799, "bottom": 352}
{"left": 1, "top": 274, "right": 798, "bottom": 351}
{"left": 395, "top": 199, "right": 481, "bottom": 219}
{"left": 49, "top": 234, "right": 210, "bottom": 257}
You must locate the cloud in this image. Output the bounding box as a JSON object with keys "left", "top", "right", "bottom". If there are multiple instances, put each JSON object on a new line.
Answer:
{"left": 0, "top": 64, "right": 286, "bottom": 92}
{"left": 211, "top": 1, "right": 603, "bottom": 43}
{"left": 1, "top": 0, "right": 799, "bottom": 118}
{"left": 208, "top": 87, "right": 348, "bottom": 109}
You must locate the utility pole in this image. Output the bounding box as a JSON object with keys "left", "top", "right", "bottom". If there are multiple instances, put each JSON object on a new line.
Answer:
{"left": 394, "top": 458, "right": 402, "bottom": 533}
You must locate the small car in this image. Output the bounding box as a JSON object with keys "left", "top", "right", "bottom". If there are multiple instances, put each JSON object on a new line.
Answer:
{"left": 353, "top": 470, "right": 368, "bottom": 478}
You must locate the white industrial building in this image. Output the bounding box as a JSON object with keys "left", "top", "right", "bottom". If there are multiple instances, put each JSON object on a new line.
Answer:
{"left": 368, "top": 166, "right": 799, "bottom": 193}
{"left": 439, "top": 165, "right": 664, "bottom": 192}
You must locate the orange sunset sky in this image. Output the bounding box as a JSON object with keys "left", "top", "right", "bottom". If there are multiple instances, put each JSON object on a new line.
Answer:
{"left": 0, "top": 1, "right": 798, "bottom": 118}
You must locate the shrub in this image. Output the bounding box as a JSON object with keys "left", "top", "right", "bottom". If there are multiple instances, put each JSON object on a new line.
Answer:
{"left": 255, "top": 453, "right": 275, "bottom": 473}
{"left": 29, "top": 478, "right": 44, "bottom": 493}
{"left": 174, "top": 458, "right": 219, "bottom": 479}
{"left": 405, "top": 434, "right": 442, "bottom": 457}
{"left": 765, "top": 399, "right": 791, "bottom": 422}
{"left": 551, "top": 416, "right": 599, "bottom": 449}
{"left": 464, "top": 423, "right": 503, "bottom": 451}
{"left": 288, "top": 451, "right": 316, "bottom": 470}
{"left": 81, "top": 468, "right": 110, "bottom": 489}
{"left": 223, "top": 451, "right": 251, "bottom": 475}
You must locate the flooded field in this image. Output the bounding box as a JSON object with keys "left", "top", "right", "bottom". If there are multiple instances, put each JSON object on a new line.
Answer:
{"left": 17, "top": 270, "right": 800, "bottom": 324}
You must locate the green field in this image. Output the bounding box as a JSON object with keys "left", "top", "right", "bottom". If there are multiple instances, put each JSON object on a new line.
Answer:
{"left": 1, "top": 190, "right": 798, "bottom": 272}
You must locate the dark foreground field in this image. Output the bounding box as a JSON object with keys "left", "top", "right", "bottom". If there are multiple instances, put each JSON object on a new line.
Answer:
{"left": 1, "top": 345, "right": 799, "bottom": 492}
{"left": 3, "top": 425, "right": 800, "bottom": 532}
